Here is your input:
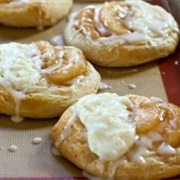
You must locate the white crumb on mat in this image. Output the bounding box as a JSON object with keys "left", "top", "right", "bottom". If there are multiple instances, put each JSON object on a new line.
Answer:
{"left": 128, "top": 83, "right": 137, "bottom": 90}
{"left": 8, "top": 145, "right": 18, "bottom": 152}
{"left": 174, "top": 60, "right": 179, "bottom": 65}
{"left": 32, "top": 137, "right": 42, "bottom": 144}
{"left": 99, "top": 82, "right": 112, "bottom": 91}
{"left": 121, "top": 81, "right": 137, "bottom": 90}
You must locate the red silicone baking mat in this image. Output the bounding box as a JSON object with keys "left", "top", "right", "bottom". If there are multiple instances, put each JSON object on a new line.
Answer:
{"left": 157, "top": 0, "right": 180, "bottom": 108}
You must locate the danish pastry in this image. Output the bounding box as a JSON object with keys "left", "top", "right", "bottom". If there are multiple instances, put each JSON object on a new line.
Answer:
{"left": 0, "top": 41, "right": 100, "bottom": 122}
{"left": 0, "top": 0, "right": 73, "bottom": 28}
{"left": 64, "top": 0, "right": 179, "bottom": 67}
{"left": 51, "top": 93, "right": 180, "bottom": 180}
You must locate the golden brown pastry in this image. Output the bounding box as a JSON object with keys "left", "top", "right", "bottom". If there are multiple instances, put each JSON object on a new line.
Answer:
{"left": 0, "top": 41, "right": 101, "bottom": 122}
{"left": 51, "top": 93, "right": 180, "bottom": 180}
{"left": 64, "top": 0, "right": 179, "bottom": 67}
{"left": 0, "top": 0, "right": 73, "bottom": 28}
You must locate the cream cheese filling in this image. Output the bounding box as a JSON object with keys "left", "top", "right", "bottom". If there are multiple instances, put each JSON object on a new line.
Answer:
{"left": 74, "top": 93, "right": 136, "bottom": 161}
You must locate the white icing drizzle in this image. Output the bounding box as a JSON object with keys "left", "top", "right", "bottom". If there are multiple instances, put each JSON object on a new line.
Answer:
{"left": 157, "top": 142, "right": 176, "bottom": 155}
{"left": 0, "top": 78, "right": 26, "bottom": 122}
{"left": 41, "top": 51, "right": 64, "bottom": 75}
{"left": 71, "top": 1, "right": 179, "bottom": 45}
{"left": 130, "top": 145, "right": 150, "bottom": 164}
{"left": 124, "top": 1, "right": 178, "bottom": 41}
{"left": 11, "top": 115, "right": 24, "bottom": 123}
{"left": 51, "top": 146, "right": 61, "bottom": 156}
{"left": 129, "top": 131, "right": 163, "bottom": 164}
{"left": 120, "top": 32, "right": 148, "bottom": 43}
{"left": 55, "top": 107, "right": 78, "bottom": 148}
{"left": 150, "top": 96, "right": 176, "bottom": 126}
{"left": 63, "top": 75, "right": 85, "bottom": 85}
{"left": 93, "top": 6, "right": 112, "bottom": 37}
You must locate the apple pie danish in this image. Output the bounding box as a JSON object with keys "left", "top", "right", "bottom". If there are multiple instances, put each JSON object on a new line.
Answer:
{"left": 0, "top": 0, "right": 73, "bottom": 28}
{"left": 51, "top": 93, "right": 180, "bottom": 180}
{"left": 0, "top": 41, "right": 100, "bottom": 122}
{"left": 64, "top": 0, "right": 179, "bottom": 67}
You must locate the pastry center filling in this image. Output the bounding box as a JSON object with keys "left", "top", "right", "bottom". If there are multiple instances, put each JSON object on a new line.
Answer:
{"left": 73, "top": 0, "right": 179, "bottom": 43}
{"left": 74, "top": 93, "right": 136, "bottom": 161}
{"left": 0, "top": 43, "right": 44, "bottom": 91}
{"left": 0, "top": 42, "right": 86, "bottom": 122}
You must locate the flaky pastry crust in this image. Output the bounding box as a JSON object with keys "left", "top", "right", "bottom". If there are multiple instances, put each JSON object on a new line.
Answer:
{"left": 64, "top": 0, "right": 179, "bottom": 67}
{"left": 51, "top": 93, "right": 180, "bottom": 180}
{"left": 0, "top": 41, "right": 101, "bottom": 120}
{"left": 0, "top": 0, "right": 73, "bottom": 27}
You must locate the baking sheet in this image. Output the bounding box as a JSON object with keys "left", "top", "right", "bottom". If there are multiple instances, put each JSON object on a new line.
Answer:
{"left": 0, "top": 0, "right": 179, "bottom": 179}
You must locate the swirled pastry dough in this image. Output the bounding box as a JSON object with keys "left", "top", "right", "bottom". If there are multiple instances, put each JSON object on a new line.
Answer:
{"left": 0, "top": 0, "right": 73, "bottom": 28}
{"left": 64, "top": 0, "right": 179, "bottom": 67}
{"left": 51, "top": 93, "right": 180, "bottom": 180}
{"left": 0, "top": 41, "right": 101, "bottom": 122}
